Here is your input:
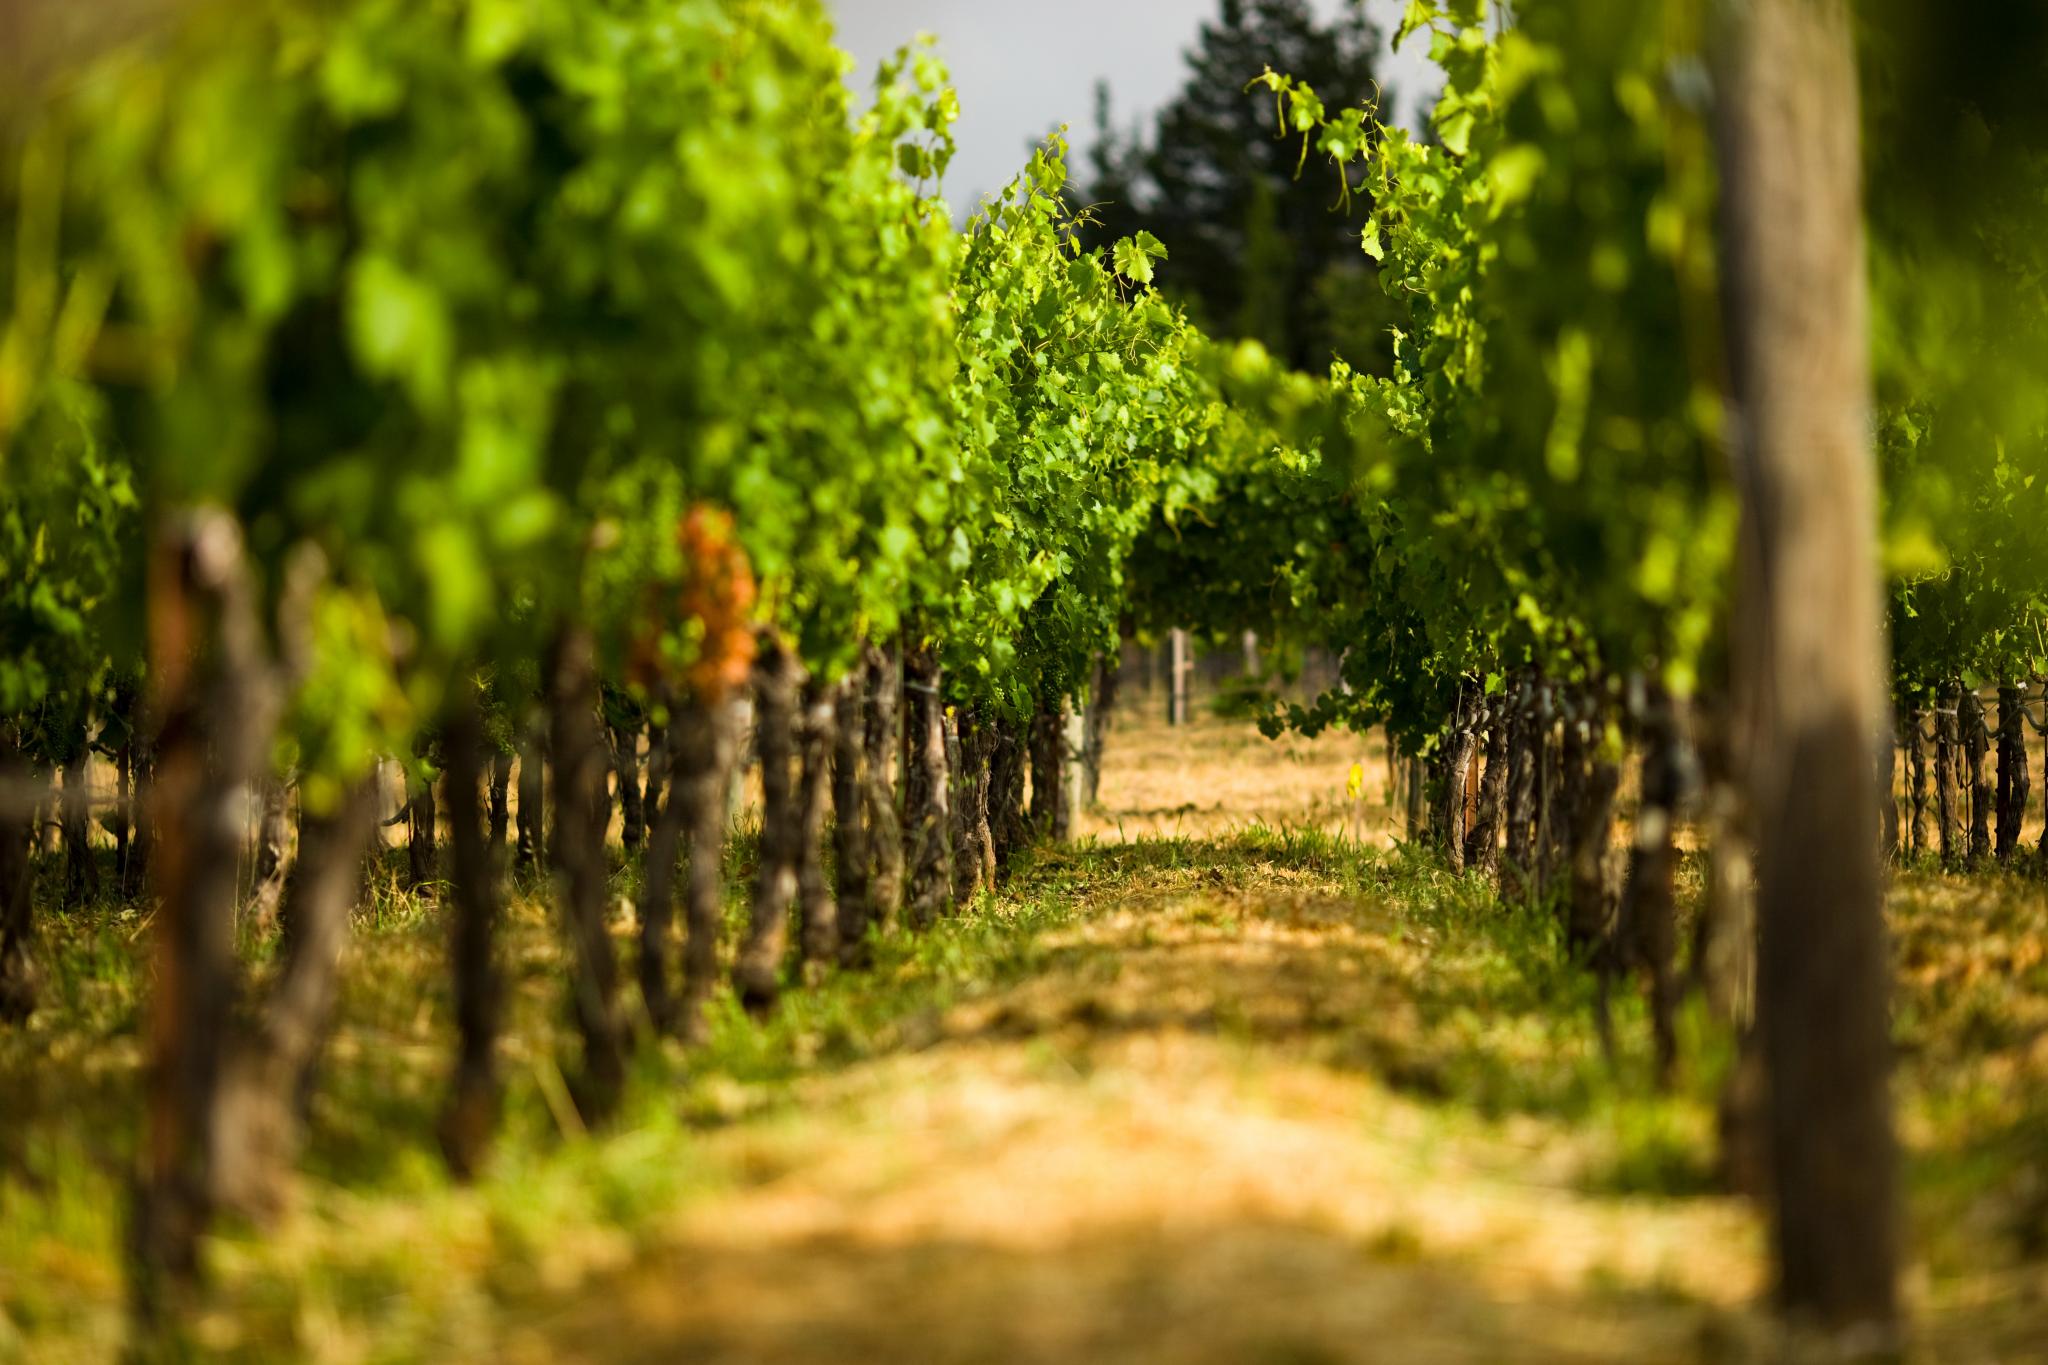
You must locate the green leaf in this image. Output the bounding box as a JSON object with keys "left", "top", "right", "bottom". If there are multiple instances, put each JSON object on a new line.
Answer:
{"left": 1112, "top": 237, "right": 1155, "bottom": 285}
{"left": 1396, "top": 0, "right": 1437, "bottom": 49}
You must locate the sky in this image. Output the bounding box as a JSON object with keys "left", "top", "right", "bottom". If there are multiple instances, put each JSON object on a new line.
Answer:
{"left": 826, "top": 0, "right": 1443, "bottom": 216}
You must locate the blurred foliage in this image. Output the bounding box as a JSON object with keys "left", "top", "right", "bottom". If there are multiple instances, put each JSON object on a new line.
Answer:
{"left": 1077, "top": 0, "right": 1399, "bottom": 375}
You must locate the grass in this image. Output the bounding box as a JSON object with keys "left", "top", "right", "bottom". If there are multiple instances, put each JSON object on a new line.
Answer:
{"left": 0, "top": 838, "right": 1100, "bottom": 1363}
{"left": 1, "top": 705, "right": 2046, "bottom": 1361}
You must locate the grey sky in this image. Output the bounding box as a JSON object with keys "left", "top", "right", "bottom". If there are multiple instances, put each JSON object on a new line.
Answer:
{"left": 826, "top": 0, "right": 1442, "bottom": 216}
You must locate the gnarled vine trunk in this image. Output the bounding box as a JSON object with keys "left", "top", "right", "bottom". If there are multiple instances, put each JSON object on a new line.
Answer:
{"left": 245, "top": 777, "right": 293, "bottom": 935}
{"left": 987, "top": 715, "right": 1028, "bottom": 872}
{"left": 1027, "top": 697, "right": 1067, "bottom": 843}
{"left": 902, "top": 643, "right": 951, "bottom": 930}
{"left": 673, "top": 691, "right": 741, "bottom": 1046}
{"left": 133, "top": 511, "right": 282, "bottom": 1311}
{"left": 440, "top": 698, "right": 505, "bottom": 1179}
{"left": 794, "top": 680, "right": 838, "bottom": 972}
{"left": 60, "top": 742, "right": 100, "bottom": 908}
{"left": 611, "top": 714, "right": 645, "bottom": 854}
{"left": 1560, "top": 701, "right": 1620, "bottom": 959}
{"left": 642, "top": 720, "right": 669, "bottom": 834}
{"left": 487, "top": 747, "right": 513, "bottom": 855}
{"left": 861, "top": 642, "right": 903, "bottom": 933}
{"left": 1906, "top": 708, "right": 1929, "bottom": 860}
{"left": 832, "top": 668, "right": 871, "bottom": 967}
{"left": 1961, "top": 686, "right": 1990, "bottom": 867}
{"left": 1995, "top": 684, "right": 2027, "bottom": 865}
{"left": 0, "top": 727, "right": 38, "bottom": 1024}
{"left": 950, "top": 708, "right": 996, "bottom": 905}
{"left": 1879, "top": 725, "right": 1900, "bottom": 862}
{"left": 1081, "top": 652, "right": 1119, "bottom": 808}
{"left": 1619, "top": 685, "right": 1683, "bottom": 1087}
{"left": 1437, "top": 692, "right": 1479, "bottom": 873}
{"left": 1503, "top": 674, "right": 1539, "bottom": 890}
{"left": 737, "top": 637, "right": 802, "bottom": 1013}
{"left": 1466, "top": 702, "right": 1509, "bottom": 877}
{"left": 405, "top": 768, "right": 438, "bottom": 891}
{"left": 1403, "top": 750, "right": 1428, "bottom": 844}
{"left": 516, "top": 724, "right": 546, "bottom": 875}
{"left": 1935, "top": 682, "right": 1960, "bottom": 868}
{"left": 213, "top": 779, "right": 377, "bottom": 1220}
{"left": 637, "top": 716, "right": 688, "bottom": 1038}
{"left": 547, "top": 624, "right": 627, "bottom": 1123}
{"left": 1533, "top": 682, "right": 1561, "bottom": 893}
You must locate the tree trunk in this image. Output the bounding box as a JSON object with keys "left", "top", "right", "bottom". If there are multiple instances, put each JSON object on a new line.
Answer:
{"left": 794, "top": 680, "right": 837, "bottom": 972}
{"left": 213, "top": 779, "right": 376, "bottom": 1221}
{"left": 674, "top": 691, "right": 741, "bottom": 1046}
{"left": 862, "top": 642, "right": 903, "bottom": 932}
{"left": 0, "top": 728, "right": 38, "bottom": 1023}
{"left": 133, "top": 511, "right": 281, "bottom": 1311}
{"left": 902, "top": 644, "right": 951, "bottom": 931}
{"left": 1907, "top": 707, "right": 1929, "bottom": 860}
{"left": 1716, "top": 0, "right": 1902, "bottom": 1332}
{"left": 1961, "top": 686, "right": 1990, "bottom": 868}
{"left": 547, "top": 624, "right": 626, "bottom": 1124}
{"left": 1996, "top": 684, "right": 2027, "bottom": 865}
{"left": 832, "top": 669, "right": 871, "bottom": 967}
{"left": 245, "top": 777, "right": 293, "bottom": 935}
{"left": 736, "top": 637, "right": 802, "bottom": 1014}
{"left": 439, "top": 700, "right": 504, "bottom": 1180}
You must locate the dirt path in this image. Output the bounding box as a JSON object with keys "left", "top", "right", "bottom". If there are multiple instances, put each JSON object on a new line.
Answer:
{"left": 514, "top": 839, "right": 1766, "bottom": 1364}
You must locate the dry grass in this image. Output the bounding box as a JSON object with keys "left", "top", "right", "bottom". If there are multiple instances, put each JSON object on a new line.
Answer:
{"left": 1081, "top": 705, "right": 1394, "bottom": 845}
{"left": 518, "top": 873, "right": 1762, "bottom": 1365}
